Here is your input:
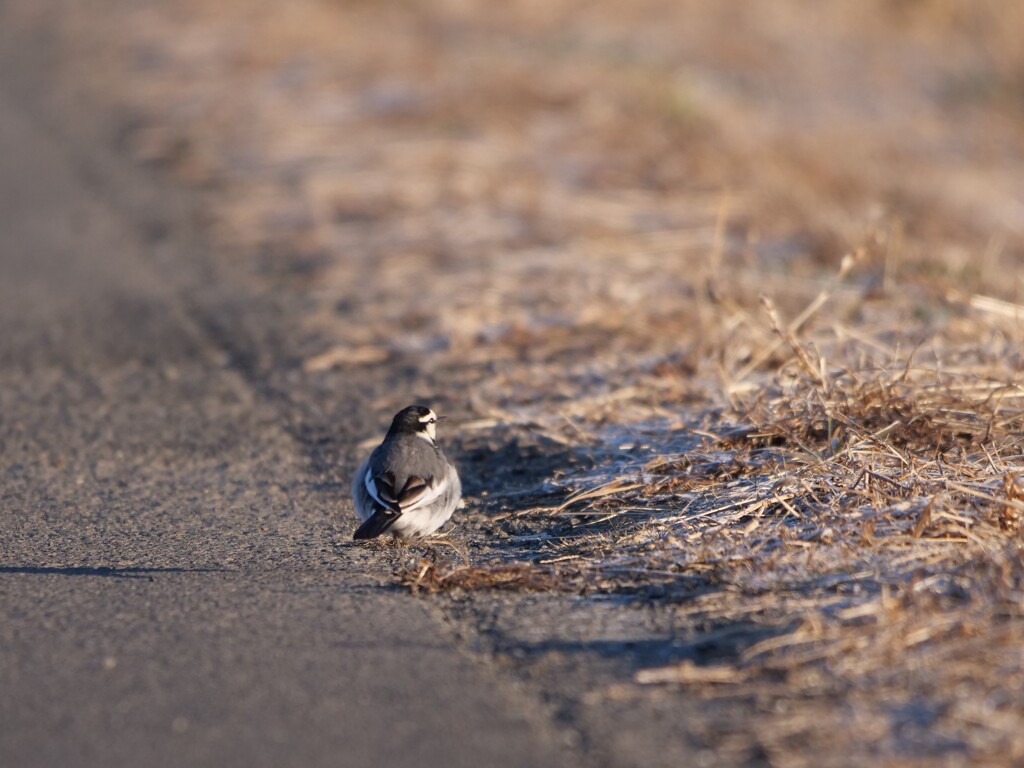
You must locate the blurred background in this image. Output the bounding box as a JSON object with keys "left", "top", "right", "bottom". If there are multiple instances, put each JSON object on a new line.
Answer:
{"left": 10, "top": 0, "right": 1023, "bottom": 415}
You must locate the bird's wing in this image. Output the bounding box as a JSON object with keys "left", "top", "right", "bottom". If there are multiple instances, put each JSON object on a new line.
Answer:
{"left": 366, "top": 467, "right": 448, "bottom": 514}
{"left": 393, "top": 473, "right": 447, "bottom": 513}
{"left": 364, "top": 469, "right": 402, "bottom": 514}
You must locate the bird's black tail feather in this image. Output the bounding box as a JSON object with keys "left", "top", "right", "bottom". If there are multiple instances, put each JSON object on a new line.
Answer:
{"left": 353, "top": 509, "right": 401, "bottom": 540}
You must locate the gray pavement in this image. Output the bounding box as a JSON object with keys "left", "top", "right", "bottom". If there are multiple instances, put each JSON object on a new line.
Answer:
{"left": 0, "top": 84, "right": 574, "bottom": 767}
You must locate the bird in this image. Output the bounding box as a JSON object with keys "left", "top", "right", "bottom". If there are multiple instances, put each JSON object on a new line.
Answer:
{"left": 351, "top": 405, "right": 462, "bottom": 541}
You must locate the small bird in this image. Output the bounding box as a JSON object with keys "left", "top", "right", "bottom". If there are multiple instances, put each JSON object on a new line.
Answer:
{"left": 351, "top": 405, "right": 462, "bottom": 541}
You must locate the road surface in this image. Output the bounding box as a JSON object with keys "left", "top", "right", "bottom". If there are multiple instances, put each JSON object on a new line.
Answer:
{"left": 0, "top": 75, "right": 576, "bottom": 768}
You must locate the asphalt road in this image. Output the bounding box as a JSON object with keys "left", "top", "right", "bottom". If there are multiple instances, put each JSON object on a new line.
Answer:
{"left": 0, "top": 80, "right": 576, "bottom": 767}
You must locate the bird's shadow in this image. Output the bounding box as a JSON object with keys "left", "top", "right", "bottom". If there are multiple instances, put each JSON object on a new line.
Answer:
{"left": 0, "top": 566, "right": 222, "bottom": 579}
{"left": 457, "top": 430, "right": 583, "bottom": 507}
{"left": 450, "top": 421, "right": 701, "bottom": 548}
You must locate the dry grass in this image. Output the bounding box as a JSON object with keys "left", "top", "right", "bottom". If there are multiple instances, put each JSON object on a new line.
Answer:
{"left": 423, "top": 275, "right": 1024, "bottom": 762}
{"left": 18, "top": 0, "right": 1024, "bottom": 763}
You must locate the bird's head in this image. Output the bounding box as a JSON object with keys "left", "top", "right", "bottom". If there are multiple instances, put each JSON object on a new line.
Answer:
{"left": 387, "top": 404, "right": 445, "bottom": 442}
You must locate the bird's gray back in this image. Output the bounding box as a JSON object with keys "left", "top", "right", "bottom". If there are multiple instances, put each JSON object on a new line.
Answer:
{"left": 371, "top": 434, "right": 450, "bottom": 487}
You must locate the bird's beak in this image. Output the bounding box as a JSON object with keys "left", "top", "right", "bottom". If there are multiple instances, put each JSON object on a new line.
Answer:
{"left": 436, "top": 415, "right": 448, "bottom": 422}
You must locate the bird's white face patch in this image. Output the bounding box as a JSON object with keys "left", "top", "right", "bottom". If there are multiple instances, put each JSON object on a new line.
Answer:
{"left": 419, "top": 409, "right": 438, "bottom": 442}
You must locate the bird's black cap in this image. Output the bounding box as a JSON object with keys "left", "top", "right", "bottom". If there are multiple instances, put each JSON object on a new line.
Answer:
{"left": 386, "top": 405, "right": 439, "bottom": 436}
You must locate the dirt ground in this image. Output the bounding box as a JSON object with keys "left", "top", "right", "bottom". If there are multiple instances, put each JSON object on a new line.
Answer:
{"left": 8, "top": 0, "right": 1024, "bottom": 765}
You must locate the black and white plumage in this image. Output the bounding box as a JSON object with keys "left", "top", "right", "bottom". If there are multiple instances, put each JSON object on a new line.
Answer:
{"left": 351, "top": 405, "right": 462, "bottom": 540}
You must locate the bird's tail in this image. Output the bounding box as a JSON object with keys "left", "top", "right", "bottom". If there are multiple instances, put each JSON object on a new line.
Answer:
{"left": 353, "top": 509, "right": 401, "bottom": 540}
